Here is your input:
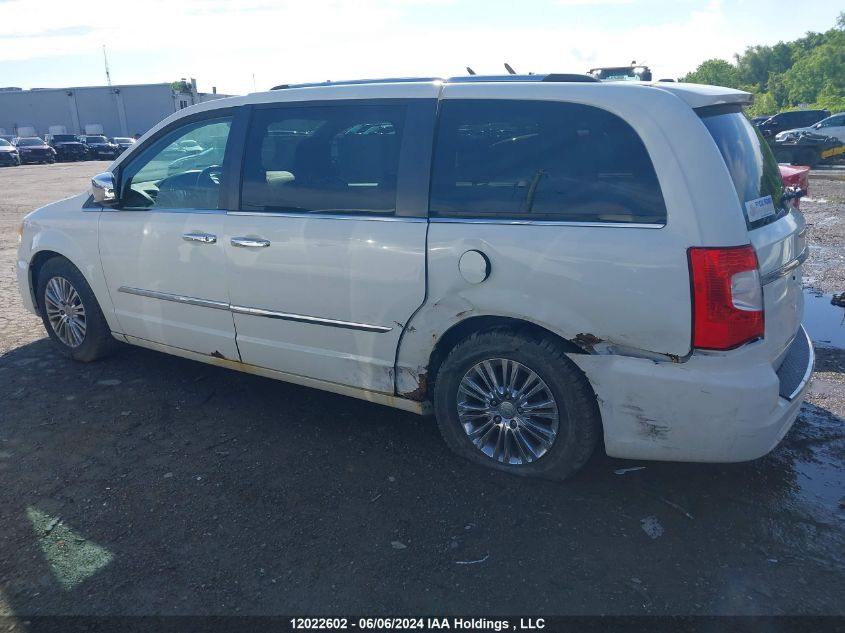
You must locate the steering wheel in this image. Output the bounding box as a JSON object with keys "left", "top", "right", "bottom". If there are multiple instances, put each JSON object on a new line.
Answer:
{"left": 198, "top": 164, "right": 223, "bottom": 187}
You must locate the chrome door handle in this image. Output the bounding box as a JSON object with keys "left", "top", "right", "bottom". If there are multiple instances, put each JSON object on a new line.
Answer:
{"left": 182, "top": 232, "right": 217, "bottom": 244}
{"left": 231, "top": 237, "right": 271, "bottom": 248}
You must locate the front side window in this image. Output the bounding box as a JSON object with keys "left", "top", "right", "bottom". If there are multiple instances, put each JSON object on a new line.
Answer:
{"left": 120, "top": 117, "right": 232, "bottom": 210}
{"left": 241, "top": 103, "right": 406, "bottom": 215}
{"left": 429, "top": 100, "right": 667, "bottom": 224}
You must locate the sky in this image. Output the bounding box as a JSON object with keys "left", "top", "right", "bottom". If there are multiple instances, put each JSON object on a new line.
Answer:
{"left": 0, "top": 0, "right": 841, "bottom": 95}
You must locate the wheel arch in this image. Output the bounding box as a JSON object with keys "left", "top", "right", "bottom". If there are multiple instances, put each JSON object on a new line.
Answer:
{"left": 397, "top": 313, "right": 588, "bottom": 403}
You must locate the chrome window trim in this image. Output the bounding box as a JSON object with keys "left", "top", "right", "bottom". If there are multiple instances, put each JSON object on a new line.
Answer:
{"left": 230, "top": 305, "right": 392, "bottom": 333}
{"left": 98, "top": 207, "right": 227, "bottom": 214}
{"left": 429, "top": 217, "right": 665, "bottom": 228}
{"left": 227, "top": 211, "right": 426, "bottom": 223}
{"left": 118, "top": 286, "right": 391, "bottom": 333}
{"left": 118, "top": 286, "right": 229, "bottom": 310}
{"left": 760, "top": 247, "right": 809, "bottom": 286}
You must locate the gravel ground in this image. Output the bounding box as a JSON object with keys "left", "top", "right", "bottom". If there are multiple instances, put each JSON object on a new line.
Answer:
{"left": 0, "top": 162, "right": 843, "bottom": 620}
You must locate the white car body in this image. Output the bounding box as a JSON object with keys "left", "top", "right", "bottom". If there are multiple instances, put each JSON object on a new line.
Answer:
{"left": 775, "top": 112, "right": 845, "bottom": 143}
{"left": 17, "top": 77, "right": 813, "bottom": 467}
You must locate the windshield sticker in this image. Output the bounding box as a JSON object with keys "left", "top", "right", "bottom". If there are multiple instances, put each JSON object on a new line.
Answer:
{"left": 745, "top": 195, "right": 776, "bottom": 222}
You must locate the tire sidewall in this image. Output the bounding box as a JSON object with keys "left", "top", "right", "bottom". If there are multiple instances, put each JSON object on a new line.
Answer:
{"left": 36, "top": 259, "right": 106, "bottom": 361}
{"left": 434, "top": 333, "right": 597, "bottom": 480}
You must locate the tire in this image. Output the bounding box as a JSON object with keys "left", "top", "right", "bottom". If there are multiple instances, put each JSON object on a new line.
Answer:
{"left": 36, "top": 257, "right": 117, "bottom": 362}
{"left": 433, "top": 329, "right": 601, "bottom": 481}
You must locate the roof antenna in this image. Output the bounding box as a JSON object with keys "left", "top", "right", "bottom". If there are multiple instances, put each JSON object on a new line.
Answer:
{"left": 102, "top": 44, "right": 112, "bottom": 86}
{"left": 504, "top": 63, "right": 516, "bottom": 75}
{"left": 466, "top": 66, "right": 476, "bottom": 76}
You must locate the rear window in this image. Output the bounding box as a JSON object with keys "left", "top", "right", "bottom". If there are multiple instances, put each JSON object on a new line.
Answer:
{"left": 430, "top": 100, "right": 667, "bottom": 224}
{"left": 700, "top": 110, "right": 787, "bottom": 230}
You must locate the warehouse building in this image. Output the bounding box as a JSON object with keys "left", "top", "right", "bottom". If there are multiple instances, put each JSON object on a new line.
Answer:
{"left": 0, "top": 79, "right": 233, "bottom": 139}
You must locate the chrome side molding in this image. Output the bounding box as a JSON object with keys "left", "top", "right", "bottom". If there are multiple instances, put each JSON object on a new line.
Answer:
{"left": 117, "top": 286, "right": 391, "bottom": 333}
{"left": 118, "top": 286, "right": 229, "bottom": 310}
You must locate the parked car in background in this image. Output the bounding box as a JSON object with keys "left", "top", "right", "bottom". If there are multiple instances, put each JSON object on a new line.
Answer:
{"left": 112, "top": 137, "right": 136, "bottom": 154}
{"left": 14, "top": 137, "right": 56, "bottom": 164}
{"left": 0, "top": 134, "right": 16, "bottom": 143}
{"left": 16, "top": 77, "right": 813, "bottom": 480}
{"left": 769, "top": 130, "right": 845, "bottom": 167}
{"left": 45, "top": 134, "right": 88, "bottom": 162}
{"left": 774, "top": 112, "right": 845, "bottom": 144}
{"left": 756, "top": 109, "right": 830, "bottom": 138}
{"left": 79, "top": 135, "right": 120, "bottom": 160}
{"left": 751, "top": 115, "right": 772, "bottom": 125}
{"left": 0, "top": 137, "right": 21, "bottom": 166}
{"left": 778, "top": 164, "right": 809, "bottom": 209}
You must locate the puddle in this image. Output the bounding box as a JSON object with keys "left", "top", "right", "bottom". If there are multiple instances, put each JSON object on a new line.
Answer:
{"left": 803, "top": 288, "right": 845, "bottom": 349}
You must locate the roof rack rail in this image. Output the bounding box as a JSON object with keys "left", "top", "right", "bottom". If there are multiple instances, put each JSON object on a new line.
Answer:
{"left": 270, "top": 73, "right": 600, "bottom": 90}
{"left": 272, "top": 77, "right": 438, "bottom": 90}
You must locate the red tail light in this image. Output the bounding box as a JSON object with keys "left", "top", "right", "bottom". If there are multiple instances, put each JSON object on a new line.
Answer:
{"left": 688, "top": 246, "right": 764, "bottom": 350}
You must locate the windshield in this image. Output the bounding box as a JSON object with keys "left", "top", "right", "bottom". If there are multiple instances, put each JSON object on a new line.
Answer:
{"left": 18, "top": 138, "right": 44, "bottom": 146}
{"left": 700, "top": 110, "right": 787, "bottom": 230}
{"left": 85, "top": 136, "right": 108, "bottom": 143}
{"left": 53, "top": 135, "right": 76, "bottom": 142}
{"left": 114, "top": 137, "right": 133, "bottom": 143}
{"left": 0, "top": 139, "right": 9, "bottom": 147}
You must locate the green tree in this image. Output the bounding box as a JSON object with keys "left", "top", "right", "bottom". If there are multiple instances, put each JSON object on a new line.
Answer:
{"left": 782, "top": 32, "right": 845, "bottom": 104}
{"left": 746, "top": 91, "right": 778, "bottom": 117}
{"left": 735, "top": 42, "right": 793, "bottom": 92}
{"left": 682, "top": 59, "right": 740, "bottom": 88}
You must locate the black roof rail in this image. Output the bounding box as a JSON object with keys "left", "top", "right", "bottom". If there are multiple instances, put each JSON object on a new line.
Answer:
{"left": 270, "top": 73, "right": 600, "bottom": 90}
{"left": 272, "top": 77, "right": 438, "bottom": 90}
{"left": 542, "top": 73, "right": 600, "bottom": 83}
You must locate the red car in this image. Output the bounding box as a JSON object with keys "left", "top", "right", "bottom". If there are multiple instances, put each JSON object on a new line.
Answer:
{"left": 778, "top": 164, "right": 809, "bottom": 208}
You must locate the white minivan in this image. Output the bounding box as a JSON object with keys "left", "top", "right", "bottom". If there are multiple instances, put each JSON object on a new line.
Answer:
{"left": 16, "top": 75, "right": 813, "bottom": 480}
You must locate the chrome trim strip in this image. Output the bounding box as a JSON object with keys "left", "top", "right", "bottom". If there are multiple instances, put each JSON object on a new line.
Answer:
{"left": 761, "top": 247, "right": 809, "bottom": 286}
{"left": 230, "top": 305, "right": 392, "bottom": 333}
{"left": 227, "top": 211, "right": 426, "bottom": 222}
{"left": 429, "top": 217, "right": 665, "bottom": 228}
{"left": 117, "top": 286, "right": 229, "bottom": 310}
{"left": 787, "top": 325, "right": 815, "bottom": 401}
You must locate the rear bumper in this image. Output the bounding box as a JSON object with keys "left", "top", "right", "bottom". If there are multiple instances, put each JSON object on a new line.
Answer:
{"left": 569, "top": 326, "right": 814, "bottom": 463}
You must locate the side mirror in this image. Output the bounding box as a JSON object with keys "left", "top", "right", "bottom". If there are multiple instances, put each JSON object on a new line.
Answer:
{"left": 91, "top": 171, "right": 117, "bottom": 206}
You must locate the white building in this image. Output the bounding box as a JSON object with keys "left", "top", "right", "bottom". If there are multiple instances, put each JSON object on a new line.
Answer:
{"left": 0, "top": 79, "right": 233, "bottom": 138}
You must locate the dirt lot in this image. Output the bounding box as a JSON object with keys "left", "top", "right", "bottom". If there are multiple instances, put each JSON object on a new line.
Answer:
{"left": 0, "top": 162, "right": 843, "bottom": 619}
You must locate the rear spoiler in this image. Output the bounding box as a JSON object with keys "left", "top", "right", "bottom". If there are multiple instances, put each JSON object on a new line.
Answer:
{"left": 651, "top": 82, "right": 752, "bottom": 110}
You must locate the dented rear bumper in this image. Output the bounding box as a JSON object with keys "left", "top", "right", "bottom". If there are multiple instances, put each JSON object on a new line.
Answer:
{"left": 568, "top": 326, "right": 814, "bottom": 463}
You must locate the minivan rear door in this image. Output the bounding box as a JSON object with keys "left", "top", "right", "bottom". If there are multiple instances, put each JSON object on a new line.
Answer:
{"left": 700, "top": 108, "right": 806, "bottom": 364}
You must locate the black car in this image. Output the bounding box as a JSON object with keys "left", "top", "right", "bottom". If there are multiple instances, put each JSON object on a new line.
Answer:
{"left": 45, "top": 134, "right": 88, "bottom": 162}
{"left": 0, "top": 138, "right": 21, "bottom": 166}
{"left": 14, "top": 137, "right": 57, "bottom": 164}
{"left": 79, "top": 135, "right": 120, "bottom": 160}
{"left": 756, "top": 109, "right": 831, "bottom": 138}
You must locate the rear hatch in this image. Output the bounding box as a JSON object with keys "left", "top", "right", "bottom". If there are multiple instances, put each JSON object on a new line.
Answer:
{"left": 699, "top": 107, "right": 806, "bottom": 365}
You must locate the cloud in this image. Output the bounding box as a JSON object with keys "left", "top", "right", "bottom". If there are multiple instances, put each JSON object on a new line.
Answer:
{"left": 0, "top": 0, "right": 738, "bottom": 92}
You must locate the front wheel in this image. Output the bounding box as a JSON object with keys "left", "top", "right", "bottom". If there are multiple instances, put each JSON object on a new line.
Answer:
{"left": 36, "top": 257, "right": 117, "bottom": 362}
{"left": 433, "top": 329, "right": 601, "bottom": 480}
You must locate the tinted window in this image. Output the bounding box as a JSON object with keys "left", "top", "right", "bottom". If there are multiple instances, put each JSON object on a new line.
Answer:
{"left": 429, "top": 100, "right": 667, "bottom": 224}
{"left": 120, "top": 117, "right": 232, "bottom": 210}
{"left": 701, "top": 111, "right": 786, "bottom": 230}
{"left": 241, "top": 104, "right": 406, "bottom": 215}
{"left": 18, "top": 139, "right": 44, "bottom": 146}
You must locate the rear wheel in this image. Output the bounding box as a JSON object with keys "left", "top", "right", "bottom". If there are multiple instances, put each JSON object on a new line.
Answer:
{"left": 433, "top": 329, "right": 601, "bottom": 480}
{"left": 36, "top": 257, "right": 117, "bottom": 362}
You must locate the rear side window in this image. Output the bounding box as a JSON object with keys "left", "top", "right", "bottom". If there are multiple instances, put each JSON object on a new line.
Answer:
{"left": 241, "top": 104, "right": 406, "bottom": 215}
{"left": 429, "top": 99, "right": 667, "bottom": 224}
{"left": 700, "top": 110, "right": 786, "bottom": 230}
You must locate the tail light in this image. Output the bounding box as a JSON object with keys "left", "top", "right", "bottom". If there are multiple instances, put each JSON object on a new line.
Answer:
{"left": 688, "top": 245, "right": 764, "bottom": 350}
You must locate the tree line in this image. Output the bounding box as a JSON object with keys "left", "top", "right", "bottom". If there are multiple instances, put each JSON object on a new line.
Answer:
{"left": 681, "top": 12, "right": 845, "bottom": 116}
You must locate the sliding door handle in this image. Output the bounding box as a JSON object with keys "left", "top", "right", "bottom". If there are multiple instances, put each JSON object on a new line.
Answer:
{"left": 231, "top": 237, "right": 271, "bottom": 248}
{"left": 182, "top": 232, "right": 217, "bottom": 244}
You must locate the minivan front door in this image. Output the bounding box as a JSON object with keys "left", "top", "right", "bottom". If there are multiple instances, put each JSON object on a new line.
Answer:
{"left": 224, "top": 98, "right": 436, "bottom": 394}
{"left": 99, "top": 115, "right": 240, "bottom": 360}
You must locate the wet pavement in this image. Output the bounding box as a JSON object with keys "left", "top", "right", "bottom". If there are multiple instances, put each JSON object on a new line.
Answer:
{"left": 0, "top": 163, "right": 843, "bottom": 617}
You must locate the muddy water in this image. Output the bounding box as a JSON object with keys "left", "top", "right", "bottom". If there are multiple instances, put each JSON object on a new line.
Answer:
{"left": 803, "top": 288, "right": 845, "bottom": 349}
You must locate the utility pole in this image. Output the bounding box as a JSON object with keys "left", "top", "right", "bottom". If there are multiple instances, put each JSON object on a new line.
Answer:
{"left": 103, "top": 45, "right": 112, "bottom": 86}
